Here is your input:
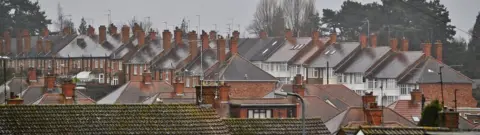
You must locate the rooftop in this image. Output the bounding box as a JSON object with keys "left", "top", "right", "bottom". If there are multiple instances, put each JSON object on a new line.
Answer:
{"left": 223, "top": 118, "right": 331, "bottom": 135}
{"left": 96, "top": 81, "right": 173, "bottom": 104}
{"left": 400, "top": 56, "right": 472, "bottom": 84}
{"left": 337, "top": 46, "right": 391, "bottom": 73}
{"left": 266, "top": 37, "right": 311, "bottom": 62}
{"left": 204, "top": 53, "right": 277, "bottom": 81}
{"left": 371, "top": 51, "right": 424, "bottom": 79}
{"left": 308, "top": 42, "right": 360, "bottom": 68}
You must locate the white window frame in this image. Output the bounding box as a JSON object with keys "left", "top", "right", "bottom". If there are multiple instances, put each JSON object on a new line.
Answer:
{"left": 113, "top": 77, "right": 119, "bottom": 85}
{"left": 165, "top": 71, "right": 170, "bottom": 81}
{"left": 99, "top": 74, "right": 104, "bottom": 83}
{"left": 186, "top": 78, "right": 190, "bottom": 87}
{"left": 248, "top": 109, "right": 272, "bottom": 119}
{"left": 139, "top": 65, "right": 143, "bottom": 75}
{"left": 133, "top": 65, "right": 138, "bottom": 75}
{"left": 95, "top": 60, "right": 98, "bottom": 68}
{"left": 313, "top": 68, "right": 319, "bottom": 78}
{"left": 119, "top": 61, "right": 123, "bottom": 70}
{"left": 100, "top": 60, "right": 104, "bottom": 68}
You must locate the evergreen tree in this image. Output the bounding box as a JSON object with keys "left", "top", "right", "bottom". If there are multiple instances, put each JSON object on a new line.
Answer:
{"left": 464, "top": 12, "right": 480, "bottom": 78}
{"left": 0, "top": 0, "right": 51, "bottom": 35}
{"left": 418, "top": 100, "right": 443, "bottom": 127}
{"left": 78, "top": 17, "right": 87, "bottom": 34}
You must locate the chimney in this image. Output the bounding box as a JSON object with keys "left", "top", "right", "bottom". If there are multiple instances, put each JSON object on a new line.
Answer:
{"left": 45, "top": 75, "right": 56, "bottom": 90}
{"left": 311, "top": 31, "right": 319, "bottom": 43}
{"left": 362, "top": 91, "right": 376, "bottom": 109}
{"left": 440, "top": 108, "right": 459, "bottom": 129}
{"left": 163, "top": 30, "right": 172, "bottom": 50}
{"left": 410, "top": 89, "right": 422, "bottom": 106}
{"left": 330, "top": 32, "right": 337, "bottom": 44}
{"left": 174, "top": 27, "right": 182, "bottom": 45}
{"left": 401, "top": 38, "right": 409, "bottom": 51}
{"left": 232, "top": 30, "right": 240, "bottom": 39}
{"left": 42, "top": 27, "right": 49, "bottom": 37}
{"left": 121, "top": 25, "right": 130, "bottom": 43}
{"left": 143, "top": 69, "right": 152, "bottom": 84}
{"left": 137, "top": 30, "right": 145, "bottom": 46}
{"left": 3, "top": 31, "right": 11, "bottom": 54}
{"left": 45, "top": 40, "right": 52, "bottom": 53}
{"left": 209, "top": 30, "right": 217, "bottom": 41}
{"left": 22, "top": 29, "right": 31, "bottom": 54}
{"left": 390, "top": 38, "right": 398, "bottom": 52}
{"left": 201, "top": 30, "right": 209, "bottom": 50}
{"left": 16, "top": 30, "right": 23, "bottom": 54}
{"left": 423, "top": 41, "right": 432, "bottom": 57}
{"left": 28, "top": 68, "right": 37, "bottom": 82}
{"left": 87, "top": 25, "right": 95, "bottom": 36}
{"left": 370, "top": 33, "right": 377, "bottom": 48}
{"left": 149, "top": 30, "right": 157, "bottom": 41}
{"left": 174, "top": 77, "right": 184, "bottom": 96}
{"left": 259, "top": 30, "right": 267, "bottom": 39}
{"left": 63, "top": 27, "right": 71, "bottom": 35}
{"left": 362, "top": 92, "right": 382, "bottom": 125}
{"left": 109, "top": 24, "right": 117, "bottom": 35}
{"left": 219, "top": 82, "right": 230, "bottom": 102}
{"left": 230, "top": 37, "right": 238, "bottom": 55}
{"left": 217, "top": 36, "right": 226, "bottom": 63}
{"left": 360, "top": 33, "right": 367, "bottom": 48}
{"left": 36, "top": 38, "right": 43, "bottom": 54}
{"left": 99, "top": 25, "right": 107, "bottom": 43}
{"left": 189, "top": 31, "right": 198, "bottom": 60}
{"left": 62, "top": 80, "right": 76, "bottom": 102}
{"left": 133, "top": 23, "right": 141, "bottom": 35}
{"left": 285, "top": 29, "right": 294, "bottom": 43}
{"left": 6, "top": 92, "right": 23, "bottom": 105}
{"left": 293, "top": 74, "right": 305, "bottom": 97}
{"left": 435, "top": 40, "right": 443, "bottom": 62}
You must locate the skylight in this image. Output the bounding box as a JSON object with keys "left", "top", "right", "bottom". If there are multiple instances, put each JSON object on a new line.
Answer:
{"left": 262, "top": 49, "right": 269, "bottom": 54}
{"left": 324, "top": 50, "right": 331, "bottom": 55}
{"left": 329, "top": 50, "right": 336, "bottom": 55}
{"left": 272, "top": 41, "right": 278, "bottom": 46}
{"left": 427, "top": 69, "right": 435, "bottom": 73}
{"left": 412, "top": 116, "right": 420, "bottom": 122}
{"left": 325, "top": 99, "right": 337, "bottom": 108}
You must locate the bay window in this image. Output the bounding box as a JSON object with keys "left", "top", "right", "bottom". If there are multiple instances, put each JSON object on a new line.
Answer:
{"left": 248, "top": 109, "right": 272, "bottom": 119}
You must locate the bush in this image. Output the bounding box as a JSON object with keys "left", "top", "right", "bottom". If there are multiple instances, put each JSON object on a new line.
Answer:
{"left": 418, "top": 100, "right": 443, "bottom": 127}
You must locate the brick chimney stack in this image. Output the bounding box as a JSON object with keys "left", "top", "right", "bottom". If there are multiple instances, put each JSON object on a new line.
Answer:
{"left": 28, "top": 68, "right": 37, "bottom": 82}
{"left": 174, "top": 27, "right": 183, "bottom": 45}
{"left": 423, "top": 41, "right": 432, "bottom": 57}
{"left": 42, "top": 27, "right": 49, "bottom": 37}
{"left": 143, "top": 69, "right": 152, "bottom": 85}
{"left": 99, "top": 25, "right": 107, "bottom": 44}
{"left": 189, "top": 31, "right": 198, "bottom": 60}
{"left": 87, "top": 25, "right": 95, "bottom": 36}
{"left": 440, "top": 108, "right": 459, "bottom": 129}
{"left": 45, "top": 75, "right": 56, "bottom": 91}
{"left": 293, "top": 74, "right": 305, "bottom": 97}
{"left": 137, "top": 30, "right": 145, "bottom": 46}
{"left": 217, "top": 36, "right": 226, "bottom": 63}
{"left": 218, "top": 82, "right": 230, "bottom": 103}
{"left": 16, "top": 30, "right": 23, "bottom": 54}
{"left": 174, "top": 77, "right": 184, "bottom": 96}
{"left": 330, "top": 32, "right": 337, "bottom": 44}
{"left": 285, "top": 29, "right": 295, "bottom": 43}
{"left": 311, "top": 31, "right": 320, "bottom": 46}
{"left": 121, "top": 25, "right": 130, "bottom": 43}
{"left": 435, "top": 40, "right": 443, "bottom": 62}
{"left": 209, "top": 30, "right": 217, "bottom": 41}
{"left": 370, "top": 33, "right": 377, "bottom": 48}
{"left": 201, "top": 30, "right": 209, "bottom": 50}
{"left": 410, "top": 89, "right": 422, "bottom": 106}
{"left": 22, "top": 29, "right": 31, "bottom": 54}
{"left": 3, "top": 31, "right": 11, "bottom": 54}
{"left": 62, "top": 80, "right": 76, "bottom": 103}
{"left": 163, "top": 30, "right": 172, "bottom": 50}
{"left": 149, "top": 30, "right": 157, "bottom": 41}
{"left": 45, "top": 40, "right": 52, "bottom": 54}
{"left": 362, "top": 91, "right": 377, "bottom": 108}
{"left": 362, "top": 91, "right": 382, "bottom": 125}
{"left": 259, "top": 30, "right": 267, "bottom": 39}
{"left": 109, "top": 24, "right": 117, "bottom": 35}
{"left": 401, "top": 38, "right": 409, "bottom": 51}
{"left": 6, "top": 92, "right": 23, "bottom": 105}
{"left": 230, "top": 37, "right": 238, "bottom": 55}
{"left": 133, "top": 23, "right": 141, "bottom": 36}
{"left": 232, "top": 30, "right": 240, "bottom": 39}
{"left": 360, "top": 33, "right": 367, "bottom": 48}
{"left": 63, "top": 27, "right": 71, "bottom": 35}
{"left": 390, "top": 38, "right": 398, "bottom": 52}
{"left": 36, "top": 39, "right": 43, "bottom": 54}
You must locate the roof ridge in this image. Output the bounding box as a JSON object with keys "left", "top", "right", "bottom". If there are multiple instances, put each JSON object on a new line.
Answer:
{"left": 434, "top": 57, "right": 473, "bottom": 83}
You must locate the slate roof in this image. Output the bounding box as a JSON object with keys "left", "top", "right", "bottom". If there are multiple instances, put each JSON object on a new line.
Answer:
{"left": 266, "top": 37, "right": 311, "bottom": 62}
{"left": 56, "top": 34, "right": 123, "bottom": 58}
{"left": 237, "top": 38, "right": 266, "bottom": 60}
{"left": 306, "top": 84, "right": 362, "bottom": 111}
{"left": 77, "top": 85, "right": 119, "bottom": 101}
{"left": 249, "top": 38, "right": 286, "bottom": 61}
{"left": 400, "top": 56, "right": 472, "bottom": 84}
{"left": 184, "top": 48, "right": 219, "bottom": 76}
{"left": 224, "top": 118, "right": 330, "bottom": 135}
{"left": 229, "top": 98, "right": 293, "bottom": 106}
{"left": 0, "top": 104, "right": 230, "bottom": 134}
{"left": 19, "top": 87, "right": 43, "bottom": 104}
{"left": 371, "top": 51, "right": 424, "bottom": 79}
{"left": 304, "top": 96, "right": 341, "bottom": 121}
{"left": 152, "top": 40, "right": 195, "bottom": 69}
{"left": 204, "top": 53, "right": 277, "bottom": 81}
{"left": 9, "top": 35, "right": 77, "bottom": 58}
{"left": 127, "top": 38, "right": 164, "bottom": 64}
{"left": 337, "top": 46, "right": 391, "bottom": 73}
{"left": 309, "top": 42, "right": 360, "bottom": 68}
{"left": 292, "top": 37, "right": 330, "bottom": 65}
{"left": 325, "top": 107, "right": 416, "bottom": 134}
{"left": 96, "top": 81, "right": 173, "bottom": 104}
{"left": 110, "top": 42, "right": 136, "bottom": 60}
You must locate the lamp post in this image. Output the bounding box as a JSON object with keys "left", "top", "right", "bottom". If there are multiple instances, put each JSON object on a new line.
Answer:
{"left": 274, "top": 91, "right": 305, "bottom": 135}
{"left": 1, "top": 56, "right": 10, "bottom": 104}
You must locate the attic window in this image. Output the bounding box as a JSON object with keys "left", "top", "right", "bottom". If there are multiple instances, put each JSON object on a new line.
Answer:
{"left": 325, "top": 99, "right": 337, "bottom": 108}
{"left": 77, "top": 38, "right": 86, "bottom": 48}
{"left": 262, "top": 49, "right": 269, "bottom": 54}
{"left": 412, "top": 116, "right": 420, "bottom": 122}
{"left": 272, "top": 41, "right": 278, "bottom": 46}
{"left": 291, "top": 44, "right": 306, "bottom": 50}
{"left": 329, "top": 50, "right": 336, "bottom": 55}
{"left": 427, "top": 69, "right": 435, "bottom": 73}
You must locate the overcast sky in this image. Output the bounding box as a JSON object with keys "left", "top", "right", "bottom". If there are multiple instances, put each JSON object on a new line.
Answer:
{"left": 36, "top": 0, "right": 479, "bottom": 40}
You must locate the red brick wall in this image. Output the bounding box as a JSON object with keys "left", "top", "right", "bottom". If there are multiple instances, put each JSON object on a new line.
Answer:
{"left": 273, "top": 108, "right": 288, "bottom": 118}
{"left": 227, "top": 81, "right": 276, "bottom": 98}
{"left": 420, "top": 83, "right": 476, "bottom": 108}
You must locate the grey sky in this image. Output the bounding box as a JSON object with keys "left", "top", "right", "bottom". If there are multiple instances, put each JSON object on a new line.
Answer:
{"left": 36, "top": 0, "right": 479, "bottom": 40}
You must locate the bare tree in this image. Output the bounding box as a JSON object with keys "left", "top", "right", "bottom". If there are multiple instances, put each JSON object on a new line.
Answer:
{"left": 129, "top": 16, "right": 152, "bottom": 33}
{"left": 247, "top": 0, "right": 283, "bottom": 37}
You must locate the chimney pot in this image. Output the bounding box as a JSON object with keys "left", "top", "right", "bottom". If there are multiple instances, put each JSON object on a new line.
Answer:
{"left": 360, "top": 33, "right": 367, "bottom": 48}
{"left": 99, "top": 25, "right": 107, "bottom": 44}
{"left": 201, "top": 30, "right": 209, "bottom": 50}
{"left": 370, "top": 33, "right": 377, "bottom": 48}
{"left": 435, "top": 40, "right": 443, "bottom": 62}
{"left": 423, "top": 41, "right": 432, "bottom": 57}
{"left": 390, "top": 38, "right": 398, "bottom": 52}
{"left": 121, "top": 25, "right": 130, "bottom": 43}
{"left": 232, "top": 30, "right": 240, "bottom": 39}
{"left": 217, "top": 36, "right": 226, "bottom": 63}
{"left": 259, "top": 30, "right": 267, "bottom": 39}
{"left": 62, "top": 80, "right": 76, "bottom": 98}
{"left": 149, "top": 30, "right": 157, "bottom": 41}
{"left": 163, "top": 30, "right": 172, "bottom": 50}
{"left": 174, "top": 77, "right": 184, "bottom": 96}
{"left": 137, "top": 30, "right": 145, "bottom": 46}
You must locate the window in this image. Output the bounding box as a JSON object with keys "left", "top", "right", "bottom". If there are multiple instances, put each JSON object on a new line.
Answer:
{"left": 139, "top": 65, "right": 143, "bottom": 75}
{"left": 99, "top": 74, "right": 104, "bottom": 83}
{"left": 186, "top": 78, "right": 190, "bottom": 87}
{"left": 280, "top": 63, "right": 287, "bottom": 71}
{"left": 133, "top": 65, "right": 138, "bottom": 75}
{"left": 313, "top": 68, "right": 319, "bottom": 78}
{"left": 165, "top": 71, "right": 170, "bottom": 81}
{"left": 400, "top": 84, "right": 413, "bottom": 95}
{"left": 355, "top": 90, "right": 365, "bottom": 96}
{"left": 367, "top": 79, "right": 375, "bottom": 89}
{"left": 412, "top": 116, "right": 420, "bottom": 122}
{"left": 263, "top": 63, "right": 269, "bottom": 70}
{"left": 119, "top": 61, "right": 123, "bottom": 70}
{"left": 270, "top": 63, "right": 274, "bottom": 71}
{"left": 126, "top": 65, "right": 129, "bottom": 74}
{"left": 296, "top": 66, "right": 301, "bottom": 74}
{"left": 100, "top": 60, "right": 104, "bottom": 68}
{"left": 192, "top": 77, "right": 197, "bottom": 87}
{"left": 355, "top": 74, "right": 363, "bottom": 84}
{"left": 382, "top": 96, "right": 398, "bottom": 106}
{"left": 113, "top": 77, "right": 119, "bottom": 85}
{"left": 95, "top": 60, "right": 98, "bottom": 68}
{"left": 248, "top": 109, "right": 272, "bottom": 119}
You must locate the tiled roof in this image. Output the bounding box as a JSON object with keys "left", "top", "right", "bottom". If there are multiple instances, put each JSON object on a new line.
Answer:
{"left": 204, "top": 53, "right": 277, "bottom": 81}
{"left": 400, "top": 56, "right": 472, "bottom": 84}
{"left": 266, "top": 37, "right": 311, "bottom": 62}
{"left": 229, "top": 98, "right": 293, "bottom": 106}
{"left": 0, "top": 104, "right": 230, "bottom": 134}
{"left": 292, "top": 37, "right": 330, "bottom": 65}
{"left": 9, "top": 35, "right": 77, "bottom": 58}
{"left": 77, "top": 85, "right": 119, "bottom": 101}
{"left": 224, "top": 118, "right": 330, "bottom": 135}
{"left": 304, "top": 96, "right": 341, "bottom": 120}
{"left": 371, "top": 51, "right": 424, "bottom": 79}
{"left": 184, "top": 48, "right": 219, "bottom": 75}
{"left": 34, "top": 91, "right": 95, "bottom": 104}
{"left": 156, "top": 92, "right": 196, "bottom": 104}
{"left": 337, "top": 46, "right": 391, "bottom": 73}
{"left": 152, "top": 41, "right": 193, "bottom": 69}
{"left": 347, "top": 126, "right": 450, "bottom": 135}
{"left": 250, "top": 38, "right": 286, "bottom": 61}
{"left": 309, "top": 42, "right": 360, "bottom": 68}
{"left": 128, "top": 38, "right": 164, "bottom": 64}
{"left": 306, "top": 84, "right": 362, "bottom": 111}
{"left": 97, "top": 81, "right": 173, "bottom": 104}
